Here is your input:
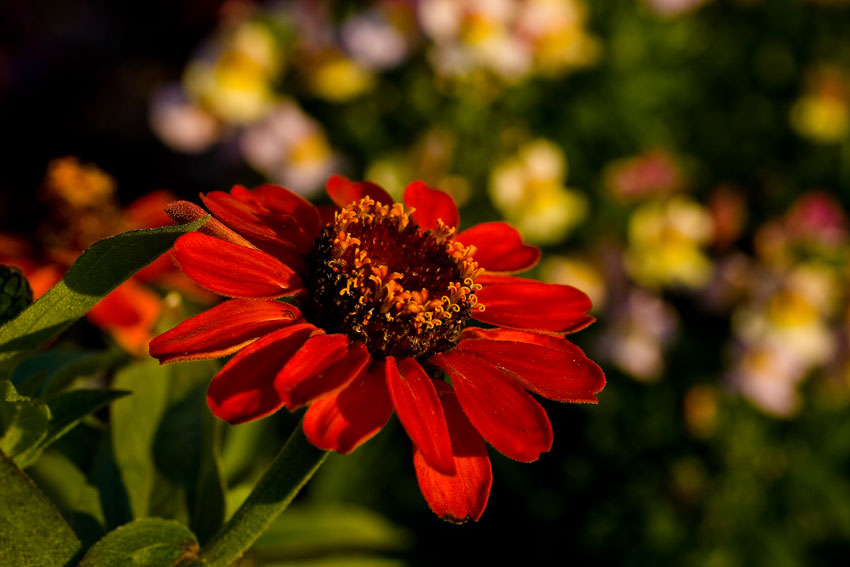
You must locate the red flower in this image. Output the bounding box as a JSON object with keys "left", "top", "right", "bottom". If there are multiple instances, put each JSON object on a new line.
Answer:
{"left": 149, "top": 176, "right": 605, "bottom": 522}
{"left": 1, "top": 157, "right": 216, "bottom": 355}
{"left": 0, "top": 189, "right": 204, "bottom": 356}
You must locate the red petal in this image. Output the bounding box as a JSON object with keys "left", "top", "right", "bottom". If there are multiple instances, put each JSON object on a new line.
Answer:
{"left": 124, "top": 190, "right": 176, "bottom": 229}
{"left": 386, "top": 358, "right": 456, "bottom": 476}
{"left": 149, "top": 299, "right": 302, "bottom": 364}
{"left": 207, "top": 323, "right": 315, "bottom": 424}
{"left": 89, "top": 284, "right": 144, "bottom": 327}
{"left": 249, "top": 240, "right": 307, "bottom": 275}
{"left": 474, "top": 274, "right": 594, "bottom": 333}
{"left": 26, "top": 264, "right": 64, "bottom": 299}
{"left": 201, "top": 190, "right": 316, "bottom": 253}
{"left": 173, "top": 232, "right": 303, "bottom": 299}
{"left": 251, "top": 183, "right": 323, "bottom": 239}
{"left": 414, "top": 381, "right": 491, "bottom": 523}
{"left": 431, "top": 350, "right": 553, "bottom": 462}
{"left": 403, "top": 181, "right": 459, "bottom": 230}
{"left": 166, "top": 200, "right": 257, "bottom": 249}
{"left": 316, "top": 204, "right": 338, "bottom": 227}
{"left": 275, "top": 335, "right": 372, "bottom": 408}
{"left": 89, "top": 279, "right": 162, "bottom": 356}
{"left": 201, "top": 190, "right": 282, "bottom": 242}
{"left": 458, "top": 328, "right": 605, "bottom": 403}
{"left": 135, "top": 252, "right": 177, "bottom": 282}
{"left": 197, "top": 190, "right": 308, "bottom": 271}
{"left": 326, "top": 174, "right": 393, "bottom": 207}
{"left": 302, "top": 360, "right": 394, "bottom": 454}
{"left": 457, "top": 222, "right": 540, "bottom": 274}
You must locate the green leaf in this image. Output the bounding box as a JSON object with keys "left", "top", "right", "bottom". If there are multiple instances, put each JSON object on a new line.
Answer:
{"left": 200, "top": 423, "right": 328, "bottom": 567}
{"left": 250, "top": 503, "right": 411, "bottom": 562}
{"left": 110, "top": 359, "right": 173, "bottom": 520}
{"left": 0, "top": 449, "right": 82, "bottom": 567}
{"left": 87, "top": 431, "right": 133, "bottom": 534}
{"left": 39, "top": 388, "right": 130, "bottom": 453}
{"left": 11, "top": 349, "right": 125, "bottom": 397}
{"left": 0, "top": 218, "right": 207, "bottom": 374}
{"left": 26, "top": 445, "right": 108, "bottom": 548}
{"left": 110, "top": 358, "right": 223, "bottom": 526}
{"left": 78, "top": 518, "right": 203, "bottom": 567}
{"left": 0, "top": 380, "right": 51, "bottom": 467}
{"left": 1, "top": 379, "right": 129, "bottom": 468}
{"left": 191, "top": 411, "right": 226, "bottom": 545}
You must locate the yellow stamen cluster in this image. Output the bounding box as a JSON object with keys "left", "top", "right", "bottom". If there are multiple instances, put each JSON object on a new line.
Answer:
{"left": 303, "top": 196, "right": 484, "bottom": 360}
{"left": 334, "top": 197, "right": 482, "bottom": 329}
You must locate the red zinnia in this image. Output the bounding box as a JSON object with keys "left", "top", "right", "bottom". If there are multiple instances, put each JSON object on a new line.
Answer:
{"left": 149, "top": 175, "right": 605, "bottom": 522}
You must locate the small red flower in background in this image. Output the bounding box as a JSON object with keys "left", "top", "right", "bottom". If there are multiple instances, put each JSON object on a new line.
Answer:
{"left": 0, "top": 157, "right": 210, "bottom": 355}
{"left": 149, "top": 175, "right": 605, "bottom": 522}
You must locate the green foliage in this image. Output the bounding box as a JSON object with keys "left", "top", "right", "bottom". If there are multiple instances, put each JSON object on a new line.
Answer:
{"left": 1, "top": 381, "right": 127, "bottom": 468}
{"left": 110, "top": 358, "right": 225, "bottom": 541}
{"left": 12, "top": 349, "right": 126, "bottom": 397}
{"left": 78, "top": 518, "right": 203, "bottom": 567}
{"left": 0, "top": 450, "right": 82, "bottom": 567}
{"left": 0, "top": 380, "right": 50, "bottom": 467}
{"left": 248, "top": 503, "right": 411, "bottom": 566}
{"left": 0, "top": 218, "right": 218, "bottom": 565}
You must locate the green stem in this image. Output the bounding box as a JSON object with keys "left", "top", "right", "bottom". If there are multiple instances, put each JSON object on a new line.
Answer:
{"left": 200, "top": 420, "right": 328, "bottom": 567}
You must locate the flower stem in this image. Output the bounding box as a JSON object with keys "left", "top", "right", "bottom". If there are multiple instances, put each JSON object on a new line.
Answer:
{"left": 200, "top": 420, "right": 328, "bottom": 567}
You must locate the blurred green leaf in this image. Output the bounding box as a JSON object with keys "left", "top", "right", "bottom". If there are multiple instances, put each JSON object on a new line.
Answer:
{"left": 0, "top": 218, "right": 207, "bottom": 375}
{"left": 249, "top": 503, "right": 411, "bottom": 564}
{"left": 220, "top": 418, "right": 278, "bottom": 490}
{"left": 11, "top": 349, "right": 125, "bottom": 397}
{"left": 191, "top": 412, "right": 225, "bottom": 545}
{"left": 0, "top": 380, "right": 50, "bottom": 467}
{"left": 111, "top": 359, "right": 172, "bottom": 520}
{"left": 26, "top": 444, "right": 109, "bottom": 548}
{"left": 78, "top": 517, "right": 203, "bottom": 567}
{"left": 0, "top": 449, "right": 82, "bottom": 567}
{"left": 110, "top": 358, "right": 224, "bottom": 530}
{"left": 87, "top": 430, "right": 133, "bottom": 536}
{"left": 26, "top": 410, "right": 133, "bottom": 546}
{"left": 1, "top": 378, "right": 129, "bottom": 469}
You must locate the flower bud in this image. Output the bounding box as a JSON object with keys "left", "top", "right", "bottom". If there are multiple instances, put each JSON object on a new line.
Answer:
{"left": 0, "top": 265, "right": 33, "bottom": 324}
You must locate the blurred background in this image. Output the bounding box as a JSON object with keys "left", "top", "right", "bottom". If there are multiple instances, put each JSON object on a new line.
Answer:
{"left": 4, "top": 0, "right": 850, "bottom": 565}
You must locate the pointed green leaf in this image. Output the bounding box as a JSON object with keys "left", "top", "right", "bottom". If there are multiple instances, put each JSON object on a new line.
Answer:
{"left": 0, "top": 380, "right": 51, "bottom": 467}
{"left": 110, "top": 359, "right": 172, "bottom": 520}
{"left": 0, "top": 218, "right": 208, "bottom": 373}
{"left": 0, "top": 449, "right": 82, "bottom": 567}
{"left": 78, "top": 518, "right": 203, "bottom": 567}
{"left": 111, "top": 358, "right": 221, "bottom": 524}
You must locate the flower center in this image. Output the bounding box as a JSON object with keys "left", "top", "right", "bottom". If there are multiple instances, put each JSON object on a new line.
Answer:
{"left": 302, "top": 197, "right": 483, "bottom": 360}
